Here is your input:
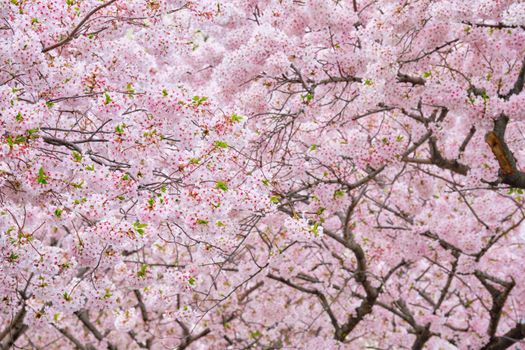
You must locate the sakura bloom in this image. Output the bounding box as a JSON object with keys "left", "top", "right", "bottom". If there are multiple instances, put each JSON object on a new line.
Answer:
{"left": 1, "top": 1, "right": 525, "bottom": 350}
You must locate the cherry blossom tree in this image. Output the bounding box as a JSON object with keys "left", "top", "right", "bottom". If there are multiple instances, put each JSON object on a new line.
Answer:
{"left": 2, "top": 0, "right": 525, "bottom": 349}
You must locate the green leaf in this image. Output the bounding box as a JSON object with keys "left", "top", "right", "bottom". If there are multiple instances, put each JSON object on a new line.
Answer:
{"left": 364, "top": 79, "right": 374, "bottom": 86}
{"left": 104, "top": 92, "right": 112, "bottom": 105}
{"left": 214, "top": 141, "right": 228, "bottom": 149}
{"left": 79, "top": 197, "right": 87, "bottom": 204}
{"left": 249, "top": 330, "right": 262, "bottom": 339}
{"left": 37, "top": 167, "right": 48, "bottom": 185}
{"left": 5, "top": 134, "right": 27, "bottom": 148}
{"left": 189, "top": 157, "right": 200, "bottom": 165}
{"left": 188, "top": 276, "right": 196, "bottom": 286}
{"left": 103, "top": 288, "right": 113, "bottom": 299}
{"left": 197, "top": 219, "right": 209, "bottom": 225}
{"left": 54, "top": 208, "right": 63, "bottom": 218}
{"left": 333, "top": 189, "right": 345, "bottom": 199}
{"left": 162, "top": 88, "right": 168, "bottom": 97}
{"left": 26, "top": 128, "right": 39, "bottom": 136}
{"left": 301, "top": 92, "right": 314, "bottom": 103}
{"left": 192, "top": 95, "right": 208, "bottom": 106}
{"left": 270, "top": 195, "right": 280, "bottom": 204}
{"left": 72, "top": 151, "right": 82, "bottom": 162}
{"left": 509, "top": 187, "right": 524, "bottom": 196}
{"left": 71, "top": 179, "right": 84, "bottom": 189}
{"left": 147, "top": 197, "right": 155, "bottom": 208}
{"left": 422, "top": 71, "right": 432, "bottom": 78}
{"left": 133, "top": 221, "right": 148, "bottom": 236}
{"left": 309, "top": 222, "right": 320, "bottom": 236}
{"left": 15, "top": 112, "right": 23, "bottom": 122}
{"left": 231, "top": 114, "right": 243, "bottom": 122}
{"left": 63, "top": 292, "right": 72, "bottom": 301}
{"left": 126, "top": 83, "right": 135, "bottom": 94}
{"left": 215, "top": 181, "right": 228, "bottom": 191}
{"left": 115, "top": 124, "right": 125, "bottom": 135}
{"left": 137, "top": 264, "right": 148, "bottom": 278}
{"left": 8, "top": 252, "right": 18, "bottom": 262}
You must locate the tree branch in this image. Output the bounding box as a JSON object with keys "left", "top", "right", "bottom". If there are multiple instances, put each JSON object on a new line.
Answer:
{"left": 0, "top": 307, "right": 27, "bottom": 350}
{"left": 267, "top": 273, "right": 341, "bottom": 336}
{"left": 474, "top": 270, "right": 515, "bottom": 338}
{"left": 486, "top": 115, "right": 525, "bottom": 188}
{"left": 42, "top": 0, "right": 118, "bottom": 53}
{"left": 481, "top": 323, "right": 525, "bottom": 350}
{"left": 175, "top": 319, "right": 211, "bottom": 350}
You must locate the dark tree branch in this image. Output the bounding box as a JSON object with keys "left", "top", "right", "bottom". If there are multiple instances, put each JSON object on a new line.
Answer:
{"left": 175, "top": 319, "right": 211, "bottom": 350}
{"left": 267, "top": 273, "right": 341, "bottom": 336}
{"left": 0, "top": 308, "right": 27, "bottom": 350}
{"left": 486, "top": 114, "right": 525, "bottom": 189}
{"left": 0, "top": 280, "right": 31, "bottom": 350}
{"left": 501, "top": 56, "right": 525, "bottom": 99}
{"left": 0, "top": 307, "right": 26, "bottom": 343}
{"left": 401, "top": 39, "right": 459, "bottom": 64}
{"left": 474, "top": 271, "right": 515, "bottom": 338}
{"left": 74, "top": 310, "right": 104, "bottom": 341}
{"left": 393, "top": 299, "right": 432, "bottom": 350}
{"left": 481, "top": 323, "right": 525, "bottom": 350}
{"left": 433, "top": 253, "right": 459, "bottom": 313}
{"left": 463, "top": 21, "right": 525, "bottom": 31}
{"left": 397, "top": 73, "right": 426, "bottom": 86}
{"left": 42, "top": 136, "right": 83, "bottom": 153}
{"left": 323, "top": 228, "right": 378, "bottom": 341}
{"left": 458, "top": 126, "right": 476, "bottom": 155}
{"left": 238, "top": 281, "right": 264, "bottom": 303}
{"left": 133, "top": 290, "right": 149, "bottom": 323}
{"left": 56, "top": 326, "right": 95, "bottom": 350}
{"left": 42, "top": 0, "right": 118, "bottom": 53}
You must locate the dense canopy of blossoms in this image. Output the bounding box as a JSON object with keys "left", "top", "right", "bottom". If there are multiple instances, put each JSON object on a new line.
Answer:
{"left": 2, "top": 0, "right": 525, "bottom": 349}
